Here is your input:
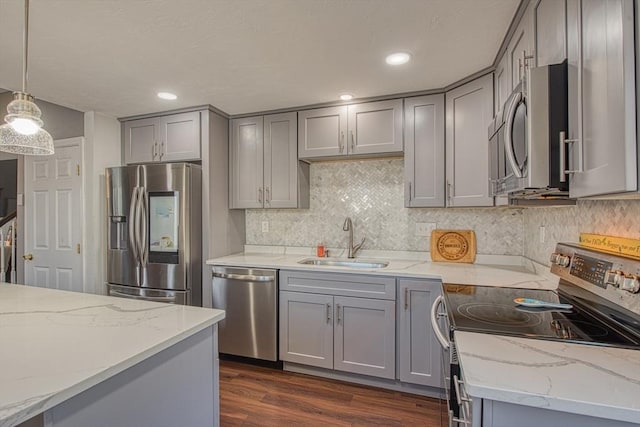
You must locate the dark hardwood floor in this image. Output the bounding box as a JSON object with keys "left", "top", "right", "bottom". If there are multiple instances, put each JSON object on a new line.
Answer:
{"left": 219, "top": 360, "right": 447, "bottom": 427}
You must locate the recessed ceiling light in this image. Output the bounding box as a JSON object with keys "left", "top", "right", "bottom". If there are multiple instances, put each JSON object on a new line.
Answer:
{"left": 340, "top": 94, "right": 354, "bottom": 101}
{"left": 385, "top": 52, "right": 412, "bottom": 66}
{"left": 157, "top": 92, "right": 177, "bottom": 100}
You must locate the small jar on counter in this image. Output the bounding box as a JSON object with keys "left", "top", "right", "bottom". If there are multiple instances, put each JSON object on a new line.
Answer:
{"left": 316, "top": 244, "right": 326, "bottom": 258}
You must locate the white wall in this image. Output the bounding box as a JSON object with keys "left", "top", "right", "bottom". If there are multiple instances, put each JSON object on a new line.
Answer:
{"left": 83, "top": 111, "right": 121, "bottom": 294}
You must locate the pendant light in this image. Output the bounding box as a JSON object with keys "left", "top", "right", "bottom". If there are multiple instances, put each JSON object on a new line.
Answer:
{"left": 0, "top": 0, "right": 54, "bottom": 156}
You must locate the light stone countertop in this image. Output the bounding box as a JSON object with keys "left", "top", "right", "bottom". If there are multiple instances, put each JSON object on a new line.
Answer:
{"left": 0, "top": 283, "right": 225, "bottom": 427}
{"left": 455, "top": 331, "right": 640, "bottom": 424}
{"left": 207, "top": 248, "right": 558, "bottom": 290}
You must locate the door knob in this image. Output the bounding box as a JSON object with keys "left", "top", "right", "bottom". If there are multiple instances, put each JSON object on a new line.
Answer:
{"left": 23, "top": 253, "right": 33, "bottom": 261}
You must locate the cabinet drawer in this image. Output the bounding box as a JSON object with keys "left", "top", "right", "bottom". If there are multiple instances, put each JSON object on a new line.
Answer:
{"left": 279, "top": 270, "right": 395, "bottom": 300}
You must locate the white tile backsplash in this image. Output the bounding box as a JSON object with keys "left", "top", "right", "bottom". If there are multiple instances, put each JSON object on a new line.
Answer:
{"left": 246, "top": 159, "right": 524, "bottom": 255}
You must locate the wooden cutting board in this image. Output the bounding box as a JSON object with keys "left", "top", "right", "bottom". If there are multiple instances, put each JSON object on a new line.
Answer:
{"left": 430, "top": 230, "right": 476, "bottom": 263}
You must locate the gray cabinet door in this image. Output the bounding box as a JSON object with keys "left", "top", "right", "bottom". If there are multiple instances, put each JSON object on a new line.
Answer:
{"left": 348, "top": 99, "right": 403, "bottom": 155}
{"left": 279, "top": 291, "right": 334, "bottom": 369}
{"left": 567, "top": 0, "right": 637, "bottom": 198}
{"left": 230, "top": 116, "right": 264, "bottom": 209}
{"left": 124, "top": 117, "right": 158, "bottom": 164}
{"left": 445, "top": 74, "right": 494, "bottom": 207}
{"left": 533, "top": 0, "right": 567, "bottom": 67}
{"left": 404, "top": 94, "right": 445, "bottom": 208}
{"left": 298, "top": 106, "right": 348, "bottom": 159}
{"left": 264, "top": 112, "right": 298, "bottom": 208}
{"left": 397, "top": 279, "right": 442, "bottom": 387}
{"left": 333, "top": 296, "right": 395, "bottom": 379}
{"left": 494, "top": 53, "right": 509, "bottom": 114}
{"left": 508, "top": 6, "right": 534, "bottom": 89}
{"left": 159, "top": 111, "right": 201, "bottom": 162}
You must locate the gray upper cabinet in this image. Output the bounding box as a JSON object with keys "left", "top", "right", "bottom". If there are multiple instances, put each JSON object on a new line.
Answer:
{"left": 230, "top": 116, "right": 264, "bottom": 209}
{"left": 231, "top": 112, "right": 309, "bottom": 209}
{"left": 298, "top": 106, "right": 347, "bottom": 158}
{"left": 533, "top": 0, "right": 567, "bottom": 67}
{"left": 494, "top": 53, "right": 509, "bottom": 114}
{"left": 397, "top": 279, "right": 442, "bottom": 388}
{"left": 508, "top": 5, "right": 534, "bottom": 89}
{"left": 404, "top": 94, "right": 445, "bottom": 208}
{"left": 123, "top": 111, "right": 201, "bottom": 164}
{"left": 566, "top": 0, "right": 637, "bottom": 198}
{"left": 298, "top": 99, "right": 403, "bottom": 160}
{"left": 347, "top": 99, "right": 403, "bottom": 156}
{"left": 445, "top": 74, "right": 494, "bottom": 207}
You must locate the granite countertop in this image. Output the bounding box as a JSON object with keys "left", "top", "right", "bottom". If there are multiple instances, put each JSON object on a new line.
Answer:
{"left": 207, "top": 249, "right": 558, "bottom": 289}
{"left": 0, "top": 283, "right": 225, "bottom": 427}
{"left": 455, "top": 331, "right": 640, "bottom": 424}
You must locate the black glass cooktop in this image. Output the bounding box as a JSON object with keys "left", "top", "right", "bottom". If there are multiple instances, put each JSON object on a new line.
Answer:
{"left": 442, "top": 283, "right": 640, "bottom": 348}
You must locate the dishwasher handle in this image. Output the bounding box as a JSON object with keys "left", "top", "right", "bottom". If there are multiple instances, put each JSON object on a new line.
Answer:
{"left": 212, "top": 271, "right": 274, "bottom": 282}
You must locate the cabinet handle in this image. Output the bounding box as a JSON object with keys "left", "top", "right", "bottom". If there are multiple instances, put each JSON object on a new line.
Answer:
{"left": 350, "top": 130, "right": 355, "bottom": 152}
{"left": 152, "top": 142, "right": 157, "bottom": 160}
{"left": 159, "top": 142, "right": 164, "bottom": 160}
{"left": 560, "top": 131, "right": 583, "bottom": 177}
{"left": 339, "top": 131, "right": 345, "bottom": 153}
{"left": 258, "top": 187, "right": 263, "bottom": 204}
{"left": 404, "top": 288, "right": 409, "bottom": 311}
{"left": 336, "top": 303, "right": 341, "bottom": 324}
{"left": 265, "top": 187, "right": 270, "bottom": 205}
{"left": 446, "top": 180, "right": 452, "bottom": 204}
{"left": 408, "top": 181, "right": 412, "bottom": 202}
{"left": 326, "top": 303, "right": 331, "bottom": 323}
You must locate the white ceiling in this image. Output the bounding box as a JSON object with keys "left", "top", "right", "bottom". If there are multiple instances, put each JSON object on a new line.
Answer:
{"left": 0, "top": 0, "right": 518, "bottom": 118}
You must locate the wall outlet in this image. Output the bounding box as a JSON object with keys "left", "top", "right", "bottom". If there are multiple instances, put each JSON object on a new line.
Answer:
{"left": 539, "top": 225, "right": 546, "bottom": 244}
{"left": 262, "top": 221, "right": 269, "bottom": 233}
{"left": 416, "top": 222, "right": 437, "bottom": 237}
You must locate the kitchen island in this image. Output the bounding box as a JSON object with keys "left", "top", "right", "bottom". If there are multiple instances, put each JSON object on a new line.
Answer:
{"left": 0, "top": 283, "right": 225, "bottom": 427}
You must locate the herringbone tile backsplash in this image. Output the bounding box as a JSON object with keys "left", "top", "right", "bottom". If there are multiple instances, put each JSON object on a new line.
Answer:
{"left": 524, "top": 199, "right": 640, "bottom": 265}
{"left": 246, "top": 159, "right": 640, "bottom": 265}
{"left": 246, "top": 159, "right": 524, "bottom": 255}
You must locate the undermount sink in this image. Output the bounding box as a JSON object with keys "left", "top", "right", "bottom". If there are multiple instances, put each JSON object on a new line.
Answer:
{"left": 297, "top": 258, "right": 389, "bottom": 269}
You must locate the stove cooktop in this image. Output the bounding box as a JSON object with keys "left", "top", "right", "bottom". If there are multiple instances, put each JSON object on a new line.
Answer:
{"left": 442, "top": 283, "right": 640, "bottom": 349}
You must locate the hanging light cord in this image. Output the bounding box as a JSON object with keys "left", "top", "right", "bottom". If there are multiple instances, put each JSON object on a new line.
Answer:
{"left": 22, "top": 0, "right": 30, "bottom": 94}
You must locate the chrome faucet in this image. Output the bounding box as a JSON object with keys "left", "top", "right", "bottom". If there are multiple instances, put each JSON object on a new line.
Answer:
{"left": 343, "top": 217, "right": 365, "bottom": 259}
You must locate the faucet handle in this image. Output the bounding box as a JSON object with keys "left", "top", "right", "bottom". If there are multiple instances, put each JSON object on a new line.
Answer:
{"left": 343, "top": 217, "right": 351, "bottom": 231}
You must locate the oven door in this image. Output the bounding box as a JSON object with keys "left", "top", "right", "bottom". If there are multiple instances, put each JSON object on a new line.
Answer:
{"left": 431, "top": 296, "right": 457, "bottom": 424}
{"left": 503, "top": 83, "right": 528, "bottom": 186}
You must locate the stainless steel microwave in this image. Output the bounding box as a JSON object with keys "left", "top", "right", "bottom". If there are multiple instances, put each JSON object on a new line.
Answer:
{"left": 488, "top": 61, "right": 570, "bottom": 198}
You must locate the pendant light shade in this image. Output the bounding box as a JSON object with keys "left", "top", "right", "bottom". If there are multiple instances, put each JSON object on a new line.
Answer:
{"left": 0, "top": 0, "right": 54, "bottom": 156}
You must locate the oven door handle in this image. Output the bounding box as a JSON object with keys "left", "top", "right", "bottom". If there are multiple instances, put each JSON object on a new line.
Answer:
{"left": 431, "top": 295, "right": 450, "bottom": 350}
{"left": 504, "top": 90, "right": 525, "bottom": 179}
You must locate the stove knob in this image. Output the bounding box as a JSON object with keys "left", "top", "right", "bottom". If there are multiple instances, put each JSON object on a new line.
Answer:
{"left": 550, "top": 253, "right": 560, "bottom": 264}
{"left": 614, "top": 271, "right": 626, "bottom": 287}
{"left": 621, "top": 275, "right": 640, "bottom": 293}
{"left": 558, "top": 255, "right": 571, "bottom": 268}
{"left": 605, "top": 270, "right": 624, "bottom": 286}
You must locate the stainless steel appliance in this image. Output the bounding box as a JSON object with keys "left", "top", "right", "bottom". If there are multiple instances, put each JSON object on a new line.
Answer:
{"left": 432, "top": 243, "right": 640, "bottom": 426}
{"left": 106, "top": 163, "right": 202, "bottom": 305}
{"left": 488, "top": 61, "right": 569, "bottom": 199}
{"left": 212, "top": 266, "right": 278, "bottom": 361}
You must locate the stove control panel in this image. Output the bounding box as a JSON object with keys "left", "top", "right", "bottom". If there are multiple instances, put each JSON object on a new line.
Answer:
{"left": 551, "top": 243, "right": 640, "bottom": 293}
{"left": 570, "top": 254, "right": 612, "bottom": 288}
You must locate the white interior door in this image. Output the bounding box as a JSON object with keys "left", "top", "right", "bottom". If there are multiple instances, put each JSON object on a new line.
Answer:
{"left": 24, "top": 138, "right": 83, "bottom": 292}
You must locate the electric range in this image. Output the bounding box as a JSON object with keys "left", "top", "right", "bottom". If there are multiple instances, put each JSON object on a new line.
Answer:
{"left": 433, "top": 242, "right": 640, "bottom": 425}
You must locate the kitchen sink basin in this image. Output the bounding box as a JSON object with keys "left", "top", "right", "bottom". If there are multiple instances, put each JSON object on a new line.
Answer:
{"left": 297, "top": 258, "right": 389, "bottom": 269}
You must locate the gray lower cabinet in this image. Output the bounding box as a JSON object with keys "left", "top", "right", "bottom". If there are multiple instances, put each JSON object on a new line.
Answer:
{"left": 445, "top": 73, "right": 494, "bottom": 207}
{"left": 397, "top": 279, "right": 442, "bottom": 387}
{"left": 565, "top": 0, "right": 637, "bottom": 198}
{"left": 404, "top": 94, "right": 445, "bottom": 207}
{"left": 230, "top": 112, "right": 309, "bottom": 209}
{"left": 298, "top": 99, "right": 403, "bottom": 160}
{"left": 123, "top": 111, "right": 201, "bottom": 164}
{"left": 279, "top": 270, "right": 396, "bottom": 380}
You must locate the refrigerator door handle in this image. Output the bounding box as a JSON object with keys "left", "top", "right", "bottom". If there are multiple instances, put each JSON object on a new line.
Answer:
{"left": 139, "top": 188, "right": 148, "bottom": 266}
{"left": 128, "top": 187, "right": 140, "bottom": 265}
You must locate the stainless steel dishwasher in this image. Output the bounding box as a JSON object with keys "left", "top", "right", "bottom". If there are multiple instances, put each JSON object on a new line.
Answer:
{"left": 212, "top": 266, "right": 278, "bottom": 361}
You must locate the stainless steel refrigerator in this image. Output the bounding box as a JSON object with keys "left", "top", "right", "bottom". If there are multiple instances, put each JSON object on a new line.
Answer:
{"left": 106, "top": 163, "right": 202, "bottom": 305}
